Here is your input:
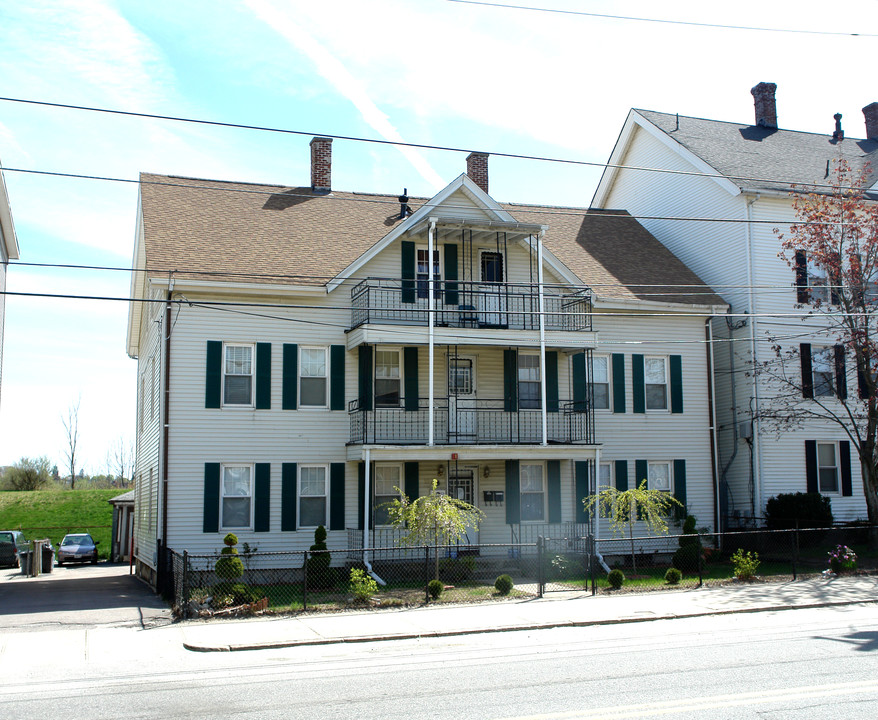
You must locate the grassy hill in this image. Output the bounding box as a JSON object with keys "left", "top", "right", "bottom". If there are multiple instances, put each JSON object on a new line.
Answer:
{"left": 0, "top": 489, "right": 122, "bottom": 559}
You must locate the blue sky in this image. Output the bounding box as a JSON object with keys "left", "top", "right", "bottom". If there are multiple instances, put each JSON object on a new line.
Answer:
{"left": 1, "top": 0, "right": 876, "bottom": 472}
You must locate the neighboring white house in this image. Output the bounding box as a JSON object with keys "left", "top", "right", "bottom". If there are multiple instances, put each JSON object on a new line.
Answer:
{"left": 0, "top": 158, "right": 20, "bottom": 411}
{"left": 592, "top": 82, "right": 878, "bottom": 526}
{"left": 126, "top": 139, "right": 725, "bottom": 585}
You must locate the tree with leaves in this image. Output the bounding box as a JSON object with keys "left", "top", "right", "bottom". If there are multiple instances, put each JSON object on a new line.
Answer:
{"left": 2, "top": 456, "right": 53, "bottom": 491}
{"left": 584, "top": 480, "right": 682, "bottom": 574}
{"left": 387, "top": 478, "right": 485, "bottom": 580}
{"left": 758, "top": 160, "right": 878, "bottom": 532}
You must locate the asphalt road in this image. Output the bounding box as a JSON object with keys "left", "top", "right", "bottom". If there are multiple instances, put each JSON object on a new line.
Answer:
{"left": 2, "top": 602, "right": 876, "bottom": 719}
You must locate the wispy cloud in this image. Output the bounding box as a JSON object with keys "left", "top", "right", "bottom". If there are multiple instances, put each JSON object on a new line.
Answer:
{"left": 244, "top": 0, "right": 446, "bottom": 191}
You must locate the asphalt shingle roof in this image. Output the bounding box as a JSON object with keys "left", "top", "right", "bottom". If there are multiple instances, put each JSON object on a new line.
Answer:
{"left": 636, "top": 110, "right": 878, "bottom": 194}
{"left": 138, "top": 173, "right": 724, "bottom": 307}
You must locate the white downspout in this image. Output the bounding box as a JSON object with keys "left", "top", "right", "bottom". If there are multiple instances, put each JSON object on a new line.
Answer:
{"left": 537, "top": 231, "right": 548, "bottom": 446}
{"left": 361, "top": 448, "right": 385, "bottom": 585}
{"left": 592, "top": 447, "right": 610, "bottom": 573}
{"left": 745, "top": 194, "right": 764, "bottom": 520}
{"left": 428, "top": 219, "right": 436, "bottom": 447}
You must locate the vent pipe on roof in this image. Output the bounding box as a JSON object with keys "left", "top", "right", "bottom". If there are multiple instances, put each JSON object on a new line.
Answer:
{"left": 750, "top": 82, "right": 778, "bottom": 129}
{"left": 398, "top": 188, "right": 411, "bottom": 220}
{"left": 310, "top": 136, "right": 332, "bottom": 194}
{"left": 466, "top": 152, "right": 489, "bottom": 194}
{"left": 832, "top": 113, "right": 844, "bottom": 141}
{"left": 863, "top": 103, "right": 878, "bottom": 140}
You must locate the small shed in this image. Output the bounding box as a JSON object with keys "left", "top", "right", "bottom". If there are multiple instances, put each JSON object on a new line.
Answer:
{"left": 108, "top": 490, "right": 135, "bottom": 562}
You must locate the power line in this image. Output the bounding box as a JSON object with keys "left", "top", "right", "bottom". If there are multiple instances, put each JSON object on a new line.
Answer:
{"left": 446, "top": 0, "right": 876, "bottom": 37}
{"left": 0, "top": 96, "right": 868, "bottom": 193}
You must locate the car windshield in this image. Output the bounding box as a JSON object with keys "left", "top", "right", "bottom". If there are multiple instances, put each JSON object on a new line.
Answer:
{"left": 63, "top": 535, "right": 92, "bottom": 546}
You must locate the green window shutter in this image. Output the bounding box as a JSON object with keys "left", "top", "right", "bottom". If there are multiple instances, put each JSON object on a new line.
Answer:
{"left": 254, "top": 463, "right": 270, "bottom": 532}
{"left": 329, "top": 463, "right": 345, "bottom": 531}
{"left": 572, "top": 352, "right": 586, "bottom": 411}
{"left": 358, "top": 346, "right": 373, "bottom": 411}
{"left": 281, "top": 463, "right": 297, "bottom": 531}
{"left": 834, "top": 345, "right": 847, "bottom": 400}
{"left": 357, "top": 462, "right": 365, "bottom": 531}
{"left": 615, "top": 460, "right": 628, "bottom": 492}
{"left": 205, "top": 341, "right": 222, "bottom": 409}
{"left": 282, "top": 344, "right": 298, "bottom": 410}
{"left": 547, "top": 460, "right": 561, "bottom": 523}
{"left": 503, "top": 350, "right": 518, "bottom": 412}
{"left": 444, "top": 243, "right": 459, "bottom": 306}
{"left": 805, "top": 440, "right": 818, "bottom": 493}
{"left": 404, "top": 346, "right": 419, "bottom": 411}
{"left": 669, "top": 355, "right": 683, "bottom": 414}
{"left": 575, "top": 461, "right": 589, "bottom": 524}
{"left": 800, "top": 344, "right": 813, "bottom": 399}
{"left": 635, "top": 459, "right": 648, "bottom": 491}
{"left": 401, "top": 240, "right": 416, "bottom": 304}
{"left": 673, "top": 459, "right": 687, "bottom": 519}
{"left": 612, "top": 354, "right": 626, "bottom": 414}
{"left": 404, "top": 461, "right": 419, "bottom": 500}
{"left": 505, "top": 460, "right": 520, "bottom": 525}
{"left": 203, "top": 463, "right": 220, "bottom": 533}
{"left": 546, "top": 351, "right": 559, "bottom": 413}
{"left": 330, "top": 345, "right": 346, "bottom": 411}
{"left": 256, "top": 343, "right": 271, "bottom": 410}
{"left": 840, "top": 441, "right": 853, "bottom": 496}
{"left": 632, "top": 354, "right": 645, "bottom": 414}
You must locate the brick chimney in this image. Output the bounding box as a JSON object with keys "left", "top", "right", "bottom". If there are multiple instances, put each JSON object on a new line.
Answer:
{"left": 466, "top": 152, "right": 488, "bottom": 194}
{"left": 310, "top": 136, "right": 332, "bottom": 193}
{"left": 863, "top": 102, "right": 878, "bottom": 140}
{"left": 751, "top": 82, "right": 778, "bottom": 129}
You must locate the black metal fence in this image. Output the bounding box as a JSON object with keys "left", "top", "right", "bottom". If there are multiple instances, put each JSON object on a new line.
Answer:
{"left": 166, "top": 525, "right": 876, "bottom": 619}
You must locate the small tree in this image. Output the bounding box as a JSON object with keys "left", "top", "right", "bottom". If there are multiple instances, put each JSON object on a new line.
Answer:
{"left": 3, "top": 456, "right": 52, "bottom": 491}
{"left": 61, "top": 398, "right": 80, "bottom": 489}
{"left": 584, "top": 480, "right": 682, "bottom": 574}
{"left": 387, "top": 478, "right": 485, "bottom": 580}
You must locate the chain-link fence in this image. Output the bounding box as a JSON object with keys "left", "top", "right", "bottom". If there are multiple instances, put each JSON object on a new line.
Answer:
{"left": 166, "top": 525, "right": 876, "bottom": 618}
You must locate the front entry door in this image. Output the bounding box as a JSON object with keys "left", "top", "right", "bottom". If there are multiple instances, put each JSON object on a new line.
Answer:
{"left": 448, "top": 356, "right": 476, "bottom": 442}
{"left": 448, "top": 468, "right": 478, "bottom": 546}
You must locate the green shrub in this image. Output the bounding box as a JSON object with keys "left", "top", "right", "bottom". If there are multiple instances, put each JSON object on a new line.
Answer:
{"left": 223, "top": 533, "right": 239, "bottom": 548}
{"left": 307, "top": 525, "right": 332, "bottom": 585}
{"left": 427, "top": 579, "right": 444, "bottom": 600}
{"left": 494, "top": 574, "right": 514, "bottom": 596}
{"left": 438, "top": 556, "right": 475, "bottom": 583}
{"left": 679, "top": 515, "right": 701, "bottom": 547}
{"left": 765, "top": 493, "right": 833, "bottom": 530}
{"left": 672, "top": 543, "right": 701, "bottom": 574}
{"left": 607, "top": 568, "right": 625, "bottom": 590}
{"left": 215, "top": 533, "right": 244, "bottom": 580}
{"left": 349, "top": 568, "right": 378, "bottom": 604}
{"left": 731, "top": 549, "right": 760, "bottom": 580}
{"left": 664, "top": 567, "right": 682, "bottom": 585}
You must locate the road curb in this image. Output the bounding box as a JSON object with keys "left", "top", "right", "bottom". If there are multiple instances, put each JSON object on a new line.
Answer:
{"left": 182, "top": 597, "right": 878, "bottom": 653}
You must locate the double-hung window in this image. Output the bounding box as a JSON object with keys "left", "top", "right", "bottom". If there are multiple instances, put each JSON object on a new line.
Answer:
{"left": 224, "top": 344, "right": 253, "bottom": 406}
{"left": 817, "top": 442, "right": 839, "bottom": 493}
{"left": 518, "top": 354, "right": 541, "bottom": 409}
{"left": 520, "top": 463, "right": 545, "bottom": 521}
{"left": 645, "top": 357, "right": 668, "bottom": 410}
{"left": 416, "top": 247, "right": 441, "bottom": 300}
{"left": 591, "top": 356, "right": 610, "bottom": 410}
{"left": 300, "top": 347, "right": 327, "bottom": 407}
{"left": 375, "top": 349, "right": 401, "bottom": 407}
{"left": 812, "top": 347, "right": 835, "bottom": 397}
{"left": 647, "top": 461, "right": 671, "bottom": 492}
{"left": 299, "top": 465, "right": 328, "bottom": 527}
{"left": 598, "top": 462, "right": 613, "bottom": 490}
{"left": 374, "top": 464, "right": 401, "bottom": 525}
{"left": 222, "top": 465, "right": 252, "bottom": 528}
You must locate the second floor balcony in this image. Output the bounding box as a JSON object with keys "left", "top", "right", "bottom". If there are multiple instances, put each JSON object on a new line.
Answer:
{"left": 351, "top": 278, "right": 592, "bottom": 333}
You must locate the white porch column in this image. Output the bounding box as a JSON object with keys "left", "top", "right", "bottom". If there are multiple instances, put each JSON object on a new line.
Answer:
{"left": 428, "top": 219, "right": 436, "bottom": 446}
{"left": 537, "top": 231, "right": 548, "bottom": 446}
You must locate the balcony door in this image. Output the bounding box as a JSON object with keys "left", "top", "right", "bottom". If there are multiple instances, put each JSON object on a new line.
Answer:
{"left": 448, "top": 467, "right": 478, "bottom": 546}
{"left": 448, "top": 355, "right": 477, "bottom": 442}
{"left": 479, "top": 251, "right": 505, "bottom": 327}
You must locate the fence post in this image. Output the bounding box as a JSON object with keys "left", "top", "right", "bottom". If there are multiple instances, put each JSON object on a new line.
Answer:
{"left": 792, "top": 524, "right": 799, "bottom": 581}
{"left": 589, "top": 535, "right": 596, "bottom": 596}
{"left": 181, "top": 550, "right": 189, "bottom": 620}
{"left": 697, "top": 545, "right": 703, "bottom": 588}
{"left": 425, "top": 545, "right": 430, "bottom": 603}
{"left": 303, "top": 550, "right": 308, "bottom": 611}
{"left": 537, "top": 536, "right": 544, "bottom": 598}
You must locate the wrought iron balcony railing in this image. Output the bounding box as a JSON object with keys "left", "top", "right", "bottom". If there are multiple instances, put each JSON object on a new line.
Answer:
{"left": 350, "top": 278, "right": 592, "bottom": 332}
{"left": 349, "top": 397, "right": 595, "bottom": 445}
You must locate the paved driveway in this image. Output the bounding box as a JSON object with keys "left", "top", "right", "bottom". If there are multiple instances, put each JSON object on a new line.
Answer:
{"left": 0, "top": 562, "right": 172, "bottom": 631}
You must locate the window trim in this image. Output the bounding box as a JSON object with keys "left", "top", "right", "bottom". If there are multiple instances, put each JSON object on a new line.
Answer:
{"left": 591, "top": 355, "right": 611, "bottom": 411}
{"left": 644, "top": 356, "right": 669, "bottom": 412}
{"left": 811, "top": 346, "right": 836, "bottom": 398}
{"left": 518, "top": 352, "right": 542, "bottom": 410}
{"left": 646, "top": 461, "right": 673, "bottom": 493}
{"left": 598, "top": 461, "right": 614, "bottom": 490}
{"left": 222, "top": 343, "right": 255, "bottom": 408}
{"left": 816, "top": 441, "right": 840, "bottom": 495}
{"left": 375, "top": 347, "right": 403, "bottom": 408}
{"left": 221, "top": 463, "right": 254, "bottom": 530}
{"left": 373, "top": 462, "right": 404, "bottom": 526}
{"left": 299, "top": 345, "right": 329, "bottom": 409}
{"left": 415, "top": 245, "right": 443, "bottom": 300}
{"left": 298, "top": 464, "right": 329, "bottom": 529}
{"left": 519, "top": 462, "right": 546, "bottom": 523}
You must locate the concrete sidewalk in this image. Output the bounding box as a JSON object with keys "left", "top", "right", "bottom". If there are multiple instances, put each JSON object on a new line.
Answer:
{"left": 181, "top": 574, "right": 878, "bottom": 652}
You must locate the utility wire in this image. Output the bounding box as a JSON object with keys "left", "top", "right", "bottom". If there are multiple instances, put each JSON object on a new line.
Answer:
{"left": 446, "top": 0, "right": 877, "bottom": 37}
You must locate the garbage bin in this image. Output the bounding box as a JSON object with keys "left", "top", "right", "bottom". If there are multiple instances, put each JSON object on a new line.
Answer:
{"left": 19, "top": 550, "right": 32, "bottom": 575}
{"left": 41, "top": 544, "right": 54, "bottom": 573}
